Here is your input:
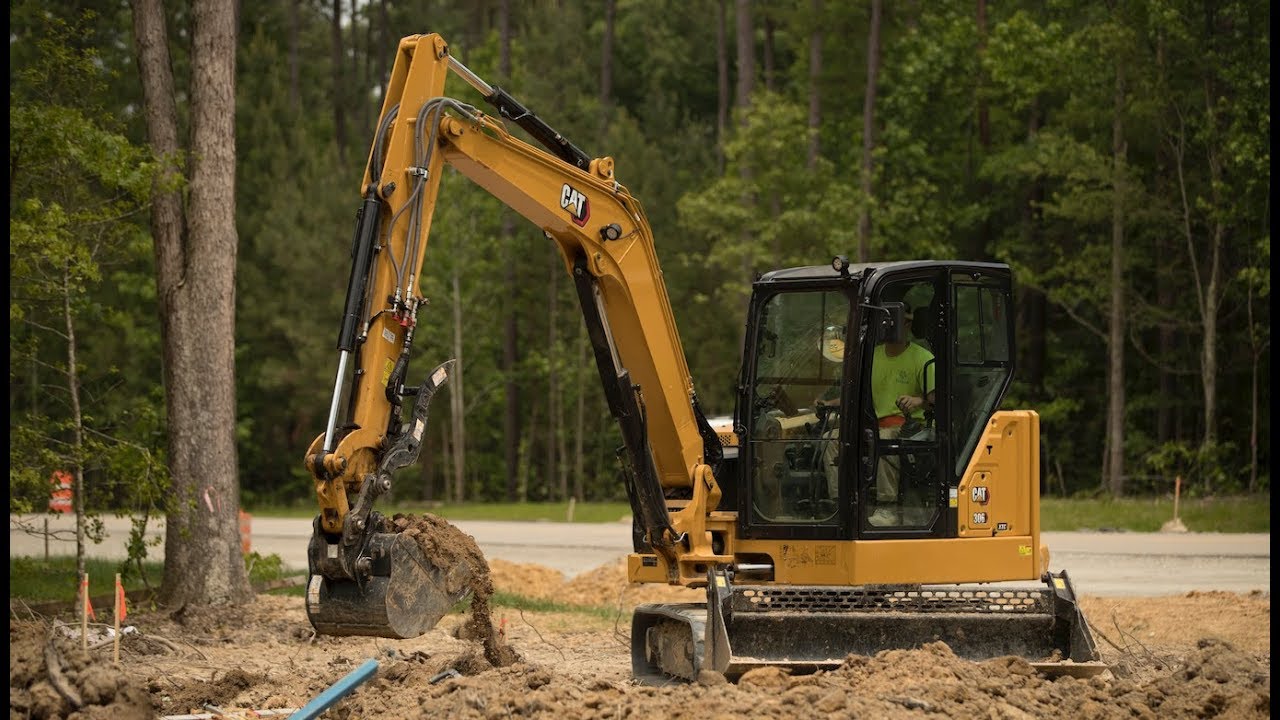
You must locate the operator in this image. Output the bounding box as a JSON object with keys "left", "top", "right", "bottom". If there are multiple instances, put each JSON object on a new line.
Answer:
{"left": 816, "top": 325, "right": 845, "bottom": 500}
{"left": 869, "top": 303, "right": 935, "bottom": 527}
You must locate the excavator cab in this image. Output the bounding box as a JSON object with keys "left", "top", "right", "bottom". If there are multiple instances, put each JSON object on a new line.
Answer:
{"left": 630, "top": 259, "right": 1101, "bottom": 682}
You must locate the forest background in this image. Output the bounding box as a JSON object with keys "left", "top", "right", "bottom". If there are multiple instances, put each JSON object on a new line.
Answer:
{"left": 10, "top": 0, "right": 1270, "bottom": 523}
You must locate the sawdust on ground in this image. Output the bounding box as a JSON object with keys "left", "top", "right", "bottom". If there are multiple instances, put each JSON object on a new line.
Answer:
{"left": 8, "top": 558, "right": 1270, "bottom": 719}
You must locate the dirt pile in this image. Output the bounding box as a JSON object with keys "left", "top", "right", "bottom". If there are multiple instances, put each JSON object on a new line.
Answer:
{"left": 487, "top": 557, "right": 702, "bottom": 609}
{"left": 8, "top": 619, "right": 154, "bottom": 720}
{"left": 10, "top": 563, "right": 1268, "bottom": 719}
{"left": 331, "top": 635, "right": 1270, "bottom": 719}
{"left": 392, "top": 513, "right": 520, "bottom": 668}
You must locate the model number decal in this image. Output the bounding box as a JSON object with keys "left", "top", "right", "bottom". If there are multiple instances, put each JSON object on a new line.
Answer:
{"left": 560, "top": 184, "right": 590, "bottom": 226}
{"left": 972, "top": 511, "right": 988, "bottom": 525}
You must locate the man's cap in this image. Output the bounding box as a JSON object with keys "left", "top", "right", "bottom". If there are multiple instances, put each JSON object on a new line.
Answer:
{"left": 822, "top": 326, "right": 845, "bottom": 362}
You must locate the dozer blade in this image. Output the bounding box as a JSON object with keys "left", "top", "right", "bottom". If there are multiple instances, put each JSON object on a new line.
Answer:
{"left": 305, "top": 529, "right": 473, "bottom": 639}
{"left": 633, "top": 571, "right": 1105, "bottom": 683}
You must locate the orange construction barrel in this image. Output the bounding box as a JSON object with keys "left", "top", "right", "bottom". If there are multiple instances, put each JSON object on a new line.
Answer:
{"left": 239, "top": 510, "right": 252, "bottom": 553}
{"left": 49, "top": 470, "right": 73, "bottom": 514}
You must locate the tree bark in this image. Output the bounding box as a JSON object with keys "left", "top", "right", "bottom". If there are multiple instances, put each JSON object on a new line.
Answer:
{"left": 715, "top": 0, "right": 729, "bottom": 173}
{"left": 331, "top": 0, "right": 347, "bottom": 161}
{"left": 858, "top": 0, "right": 882, "bottom": 262}
{"left": 450, "top": 268, "right": 467, "bottom": 502}
{"left": 601, "top": 0, "right": 615, "bottom": 131}
{"left": 970, "top": 0, "right": 991, "bottom": 260}
{"left": 762, "top": 12, "right": 776, "bottom": 92}
{"left": 133, "top": 0, "right": 253, "bottom": 606}
{"left": 547, "top": 248, "right": 561, "bottom": 499}
{"left": 62, "top": 269, "right": 87, "bottom": 586}
{"left": 1106, "top": 59, "right": 1126, "bottom": 497}
{"left": 499, "top": 0, "right": 520, "bottom": 502}
{"left": 288, "top": 0, "right": 300, "bottom": 108}
{"left": 807, "top": 0, "right": 823, "bottom": 169}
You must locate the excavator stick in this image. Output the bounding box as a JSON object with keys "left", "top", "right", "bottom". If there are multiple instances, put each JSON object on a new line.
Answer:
{"left": 632, "top": 569, "right": 1104, "bottom": 684}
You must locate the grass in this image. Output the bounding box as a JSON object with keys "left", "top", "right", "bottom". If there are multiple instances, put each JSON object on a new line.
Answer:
{"left": 11, "top": 552, "right": 306, "bottom": 605}
{"left": 9, "top": 556, "right": 163, "bottom": 604}
{"left": 1040, "top": 495, "right": 1270, "bottom": 533}
{"left": 246, "top": 500, "right": 635, "bottom": 524}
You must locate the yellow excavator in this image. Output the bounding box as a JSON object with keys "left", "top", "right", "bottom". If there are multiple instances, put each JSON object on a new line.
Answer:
{"left": 303, "top": 33, "right": 1103, "bottom": 681}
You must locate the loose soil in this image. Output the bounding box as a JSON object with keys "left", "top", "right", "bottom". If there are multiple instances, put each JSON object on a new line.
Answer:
{"left": 9, "top": 556, "right": 1269, "bottom": 719}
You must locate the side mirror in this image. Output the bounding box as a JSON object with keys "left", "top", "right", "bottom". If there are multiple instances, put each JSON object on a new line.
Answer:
{"left": 882, "top": 302, "right": 907, "bottom": 344}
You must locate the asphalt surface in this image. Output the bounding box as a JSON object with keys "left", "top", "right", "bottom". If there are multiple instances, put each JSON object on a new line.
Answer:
{"left": 9, "top": 514, "right": 1270, "bottom": 597}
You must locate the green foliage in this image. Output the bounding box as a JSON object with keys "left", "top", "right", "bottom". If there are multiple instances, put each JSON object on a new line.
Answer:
{"left": 7, "top": 0, "right": 1269, "bottom": 508}
{"left": 244, "top": 551, "right": 297, "bottom": 585}
{"left": 9, "top": 7, "right": 169, "bottom": 568}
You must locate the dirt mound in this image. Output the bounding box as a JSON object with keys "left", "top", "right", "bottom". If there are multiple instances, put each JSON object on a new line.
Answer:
{"left": 488, "top": 556, "right": 703, "bottom": 609}
{"left": 15, "top": 563, "right": 1267, "bottom": 719}
{"left": 9, "top": 619, "right": 155, "bottom": 720}
{"left": 392, "top": 513, "right": 520, "bottom": 668}
{"left": 328, "top": 635, "right": 1271, "bottom": 719}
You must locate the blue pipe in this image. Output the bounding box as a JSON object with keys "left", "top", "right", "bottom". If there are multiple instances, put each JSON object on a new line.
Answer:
{"left": 291, "top": 658, "right": 380, "bottom": 720}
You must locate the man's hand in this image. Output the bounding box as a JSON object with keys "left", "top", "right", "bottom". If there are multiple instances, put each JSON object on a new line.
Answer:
{"left": 896, "top": 395, "right": 923, "bottom": 414}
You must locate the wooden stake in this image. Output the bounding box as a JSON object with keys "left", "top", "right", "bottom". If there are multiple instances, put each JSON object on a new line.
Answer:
{"left": 1174, "top": 475, "right": 1182, "bottom": 521}
{"left": 113, "top": 573, "right": 122, "bottom": 664}
{"left": 81, "top": 574, "right": 89, "bottom": 652}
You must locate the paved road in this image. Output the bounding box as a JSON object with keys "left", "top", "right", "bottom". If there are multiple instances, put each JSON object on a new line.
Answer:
{"left": 10, "top": 514, "right": 1269, "bottom": 597}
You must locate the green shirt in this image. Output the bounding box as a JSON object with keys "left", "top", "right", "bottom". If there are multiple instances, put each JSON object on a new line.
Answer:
{"left": 871, "top": 342, "right": 935, "bottom": 420}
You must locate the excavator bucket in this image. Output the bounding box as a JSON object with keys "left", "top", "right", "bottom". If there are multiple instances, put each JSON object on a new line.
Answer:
{"left": 632, "top": 570, "right": 1105, "bottom": 684}
{"left": 305, "top": 526, "right": 474, "bottom": 639}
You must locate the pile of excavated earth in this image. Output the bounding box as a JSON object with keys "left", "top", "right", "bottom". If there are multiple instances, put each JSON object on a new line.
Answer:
{"left": 9, "top": 517, "right": 1270, "bottom": 719}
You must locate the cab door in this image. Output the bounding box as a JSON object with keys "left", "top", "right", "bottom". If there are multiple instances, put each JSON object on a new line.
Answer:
{"left": 855, "top": 269, "right": 948, "bottom": 538}
{"left": 738, "top": 286, "right": 853, "bottom": 540}
{"left": 854, "top": 264, "right": 1015, "bottom": 539}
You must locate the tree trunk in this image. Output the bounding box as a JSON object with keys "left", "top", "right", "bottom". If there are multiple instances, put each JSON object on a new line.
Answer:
{"left": 858, "top": 0, "right": 882, "bottom": 262}
{"left": 807, "top": 0, "right": 823, "bottom": 169}
{"left": 450, "top": 268, "right": 467, "bottom": 502}
{"left": 377, "top": 0, "right": 391, "bottom": 101}
{"left": 62, "top": 269, "right": 87, "bottom": 586}
{"left": 715, "top": 0, "right": 730, "bottom": 173}
{"left": 762, "top": 12, "right": 776, "bottom": 93}
{"left": 573, "top": 326, "right": 587, "bottom": 502}
{"left": 547, "top": 249, "right": 561, "bottom": 499}
{"left": 331, "top": 0, "right": 347, "bottom": 161}
{"left": 288, "top": 0, "right": 300, "bottom": 108}
{"left": 499, "top": 0, "right": 520, "bottom": 502}
{"left": 735, "top": 1, "right": 753, "bottom": 119}
{"left": 1157, "top": 232, "right": 1176, "bottom": 443}
{"left": 1106, "top": 60, "right": 1126, "bottom": 497}
{"left": 1200, "top": 102, "right": 1223, "bottom": 454}
{"left": 970, "top": 0, "right": 991, "bottom": 261}
{"left": 735, "top": 0, "right": 756, "bottom": 348}
{"left": 133, "top": 0, "right": 253, "bottom": 606}
{"left": 600, "top": 0, "right": 615, "bottom": 133}
{"left": 1246, "top": 275, "right": 1259, "bottom": 492}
